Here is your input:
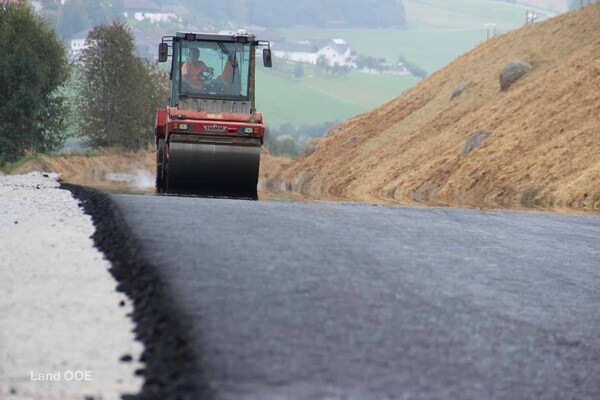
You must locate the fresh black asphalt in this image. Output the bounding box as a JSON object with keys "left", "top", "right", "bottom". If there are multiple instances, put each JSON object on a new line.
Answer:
{"left": 79, "top": 187, "right": 600, "bottom": 399}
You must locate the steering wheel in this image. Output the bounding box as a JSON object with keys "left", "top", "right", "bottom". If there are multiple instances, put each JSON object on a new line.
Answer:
{"left": 198, "top": 69, "right": 214, "bottom": 80}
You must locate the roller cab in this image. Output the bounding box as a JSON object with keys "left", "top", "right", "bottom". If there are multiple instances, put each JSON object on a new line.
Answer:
{"left": 155, "top": 31, "right": 272, "bottom": 198}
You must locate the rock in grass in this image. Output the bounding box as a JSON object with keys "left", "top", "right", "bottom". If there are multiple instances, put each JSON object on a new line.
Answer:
{"left": 450, "top": 82, "right": 468, "bottom": 100}
{"left": 463, "top": 130, "right": 492, "bottom": 154}
{"left": 500, "top": 61, "right": 532, "bottom": 91}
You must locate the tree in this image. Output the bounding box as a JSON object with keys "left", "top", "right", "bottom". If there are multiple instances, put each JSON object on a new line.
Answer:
{"left": 266, "top": 134, "right": 299, "bottom": 157}
{"left": 397, "top": 55, "right": 428, "bottom": 79}
{"left": 331, "top": 63, "right": 351, "bottom": 77}
{"left": 0, "top": 2, "right": 69, "bottom": 164}
{"left": 76, "top": 22, "right": 169, "bottom": 149}
{"left": 294, "top": 63, "right": 304, "bottom": 80}
{"left": 316, "top": 55, "right": 328, "bottom": 72}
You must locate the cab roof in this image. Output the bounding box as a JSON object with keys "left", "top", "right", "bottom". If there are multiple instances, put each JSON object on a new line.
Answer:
{"left": 174, "top": 31, "right": 257, "bottom": 43}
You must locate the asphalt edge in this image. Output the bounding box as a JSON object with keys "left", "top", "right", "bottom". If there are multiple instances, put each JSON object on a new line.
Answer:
{"left": 61, "top": 184, "right": 214, "bottom": 400}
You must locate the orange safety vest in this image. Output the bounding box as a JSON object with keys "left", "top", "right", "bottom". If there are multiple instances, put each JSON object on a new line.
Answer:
{"left": 182, "top": 61, "right": 207, "bottom": 89}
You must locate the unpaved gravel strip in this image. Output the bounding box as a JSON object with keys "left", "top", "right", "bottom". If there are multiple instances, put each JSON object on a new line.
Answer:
{"left": 63, "top": 184, "right": 212, "bottom": 400}
{"left": 0, "top": 173, "right": 142, "bottom": 400}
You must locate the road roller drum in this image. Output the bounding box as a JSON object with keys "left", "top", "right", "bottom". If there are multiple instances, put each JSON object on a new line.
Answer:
{"left": 165, "top": 142, "right": 260, "bottom": 198}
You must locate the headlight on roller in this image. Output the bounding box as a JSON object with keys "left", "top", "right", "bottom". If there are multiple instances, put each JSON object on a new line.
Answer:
{"left": 172, "top": 123, "right": 189, "bottom": 130}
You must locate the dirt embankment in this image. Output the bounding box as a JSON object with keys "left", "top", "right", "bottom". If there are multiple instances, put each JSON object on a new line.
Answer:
{"left": 264, "top": 4, "right": 600, "bottom": 213}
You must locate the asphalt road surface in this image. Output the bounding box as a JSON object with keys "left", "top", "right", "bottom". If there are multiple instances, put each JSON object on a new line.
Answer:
{"left": 112, "top": 193, "right": 600, "bottom": 400}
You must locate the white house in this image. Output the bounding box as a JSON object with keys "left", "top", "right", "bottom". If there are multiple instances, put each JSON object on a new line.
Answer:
{"left": 272, "top": 39, "right": 354, "bottom": 67}
{"left": 272, "top": 42, "right": 319, "bottom": 64}
{"left": 160, "top": 5, "right": 189, "bottom": 23}
{"left": 122, "top": 0, "right": 174, "bottom": 23}
{"left": 316, "top": 43, "right": 353, "bottom": 67}
{"left": 68, "top": 30, "right": 90, "bottom": 60}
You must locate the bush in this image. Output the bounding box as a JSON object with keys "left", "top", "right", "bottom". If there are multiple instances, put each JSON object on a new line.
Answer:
{"left": 265, "top": 134, "right": 300, "bottom": 157}
{"left": 397, "top": 55, "right": 428, "bottom": 79}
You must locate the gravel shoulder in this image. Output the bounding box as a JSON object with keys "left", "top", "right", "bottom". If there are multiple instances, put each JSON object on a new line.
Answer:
{"left": 0, "top": 173, "right": 142, "bottom": 400}
{"left": 63, "top": 184, "right": 205, "bottom": 399}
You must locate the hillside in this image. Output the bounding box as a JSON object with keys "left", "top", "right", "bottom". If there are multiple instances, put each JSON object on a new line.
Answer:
{"left": 265, "top": 4, "right": 600, "bottom": 213}
{"left": 268, "top": 0, "right": 560, "bottom": 132}
{"left": 172, "top": 0, "right": 406, "bottom": 28}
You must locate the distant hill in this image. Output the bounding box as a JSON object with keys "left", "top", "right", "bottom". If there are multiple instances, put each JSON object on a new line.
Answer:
{"left": 514, "top": 0, "right": 569, "bottom": 12}
{"left": 174, "top": 0, "right": 407, "bottom": 28}
{"left": 265, "top": 4, "right": 600, "bottom": 213}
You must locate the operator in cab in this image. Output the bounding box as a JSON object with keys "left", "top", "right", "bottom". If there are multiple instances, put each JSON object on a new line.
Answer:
{"left": 182, "top": 48, "right": 214, "bottom": 91}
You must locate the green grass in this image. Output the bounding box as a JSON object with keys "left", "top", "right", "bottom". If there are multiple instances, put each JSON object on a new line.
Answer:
{"left": 256, "top": 69, "right": 364, "bottom": 127}
{"left": 1, "top": 155, "right": 36, "bottom": 174}
{"left": 403, "top": 0, "right": 557, "bottom": 30}
{"left": 304, "top": 70, "right": 418, "bottom": 109}
{"left": 256, "top": 66, "right": 418, "bottom": 128}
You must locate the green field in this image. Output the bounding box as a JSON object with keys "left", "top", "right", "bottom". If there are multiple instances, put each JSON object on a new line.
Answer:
{"left": 256, "top": 65, "right": 418, "bottom": 128}
{"left": 257, "top": 0, "right": 560, "bottom": 130}
{"left": 403, "top": 0, "right": 557, "bottom": 30}
{"left": 279, "top": 28, "right": 490, "bottom": 75}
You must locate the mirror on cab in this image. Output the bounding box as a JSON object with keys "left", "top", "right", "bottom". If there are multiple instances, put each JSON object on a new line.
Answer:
{"left": 263, "top": 48, "right": 272, "bottom": 68}
{"left": 158, "top": 43, "right": 169, "bottom": 62}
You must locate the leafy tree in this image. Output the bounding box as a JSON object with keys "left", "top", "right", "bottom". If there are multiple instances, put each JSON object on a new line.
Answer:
{"left": 294, "top": 63, "right": 304, "bottom": 80}
{"left": 266, "top": 134, "right": 299, "bottom": 157}
{"left": 279, "top": 122, "right": 297, "bottom": 136}
{"left": 316, "top": 55, "right": 328, "bottom": 71}
{"left": 76, "top": 22, "right": 168, "bottom": 149}
{"left": 330, "top": 63, "right": 351, "bottom": 77}
{"left": 355, "top": 55, "right": 386, "bottom": 71}
{"left": 265, "top": 120, "right": 339, "bottom": 155}
{"left": 397, "top": 55, "right": 428, "bottom": 78}
{"left": 0, "top": 2, "right": 69, "bottom": 164}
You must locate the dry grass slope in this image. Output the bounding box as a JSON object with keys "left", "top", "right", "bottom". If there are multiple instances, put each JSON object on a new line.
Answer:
{"left": 267, "top": 4, "right": 600, "bottom": 213}
{"left": 11, "top": 152, "right": 156, "bottom": 191}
